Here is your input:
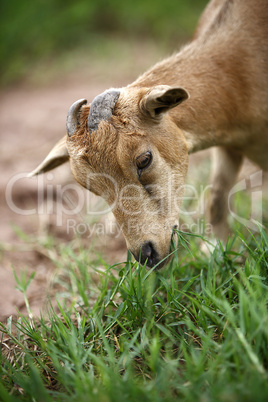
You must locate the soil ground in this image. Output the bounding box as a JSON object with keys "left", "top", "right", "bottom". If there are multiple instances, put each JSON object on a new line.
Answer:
{"left": 0, "top": 44, "right": 265, "bottom": 323}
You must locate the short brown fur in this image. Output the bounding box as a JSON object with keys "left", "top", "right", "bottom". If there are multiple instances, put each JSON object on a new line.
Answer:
{"left": 30, "top": 0, "right": 268, "bottom": 268}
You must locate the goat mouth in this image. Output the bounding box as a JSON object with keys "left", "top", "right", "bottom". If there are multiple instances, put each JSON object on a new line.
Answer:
{"left": 149, "top": 226, "right": 179, "bottom": 270}
{"left": 131, "top": 241, "right": 160, "bottom": 269}
{"left": 130, "top": 227, "right": 178, "bottom": 270}
{"left": 130, "top": 251, "right": 167, "bottom": 270}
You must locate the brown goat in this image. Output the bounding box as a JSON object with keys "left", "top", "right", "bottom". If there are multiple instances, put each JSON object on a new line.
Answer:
{"left": 30, "top": 0, "right": 268, "bottom": 268}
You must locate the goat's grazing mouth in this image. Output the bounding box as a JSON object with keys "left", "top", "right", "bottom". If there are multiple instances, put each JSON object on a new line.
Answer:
{"left": 132, "top": 241, "right": 160, "bottom": 269}
{"left": 131, "top": 226, "right": 178, "bottom": 269}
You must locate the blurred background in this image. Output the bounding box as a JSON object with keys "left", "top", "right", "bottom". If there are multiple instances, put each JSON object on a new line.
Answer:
{"left": 1, "top": 0, "right": 265, "bottom": 320}
{"left": 0, "top": 0, "right": 207, "bottom": 86}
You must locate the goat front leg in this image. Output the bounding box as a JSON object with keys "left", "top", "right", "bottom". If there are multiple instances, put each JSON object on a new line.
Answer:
{"left": 209, "top": 146, "right": 243, "bottom": 242}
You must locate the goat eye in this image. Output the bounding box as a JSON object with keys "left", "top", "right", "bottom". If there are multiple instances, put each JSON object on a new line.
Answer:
{"left": 136, "top": 151, "right": 152, "bottom": 172}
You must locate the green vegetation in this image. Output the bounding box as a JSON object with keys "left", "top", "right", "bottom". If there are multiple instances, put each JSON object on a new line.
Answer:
{"left": 1, "top": 228, "right": 268, "bottom": 401}
{"left": 1, "top": 2, "right": 268, "bottom": 400}
{"left": 0, "top": 0, "right": 207, "bottom": 85}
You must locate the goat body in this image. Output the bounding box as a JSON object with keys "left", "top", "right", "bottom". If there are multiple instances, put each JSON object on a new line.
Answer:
{"left": 30, "top": 0, "right": 268, "bottom": 268}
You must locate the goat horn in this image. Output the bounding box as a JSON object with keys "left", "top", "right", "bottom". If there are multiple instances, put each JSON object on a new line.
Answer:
{"left": 66, "top": 98, "right": 87, "bottom": 137}
{"left": 88, "top": 90, "right": 120, "bottom": 134}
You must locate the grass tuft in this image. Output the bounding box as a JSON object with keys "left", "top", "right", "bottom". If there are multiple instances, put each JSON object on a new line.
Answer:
{"left": 1, "top": 228, "right": 268, "bottom": 401}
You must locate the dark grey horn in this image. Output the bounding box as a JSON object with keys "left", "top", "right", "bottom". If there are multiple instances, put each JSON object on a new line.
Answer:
{"left": 88, "top": 90, "right": 120, "bottom": 134}
{"left": 66, "top": 98, "right": 87, "bottom": 137}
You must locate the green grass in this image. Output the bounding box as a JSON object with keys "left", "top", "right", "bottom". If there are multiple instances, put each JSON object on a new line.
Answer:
{"left": 1, "top": 227, "right": 268, "bottom": 401}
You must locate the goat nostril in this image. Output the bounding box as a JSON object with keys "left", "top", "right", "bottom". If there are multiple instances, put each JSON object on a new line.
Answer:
{"left": 140, "top": 241, "right": 159, "bottom": 267}
{"left": 142, "top": 242, "right": 153, "bottom": 259}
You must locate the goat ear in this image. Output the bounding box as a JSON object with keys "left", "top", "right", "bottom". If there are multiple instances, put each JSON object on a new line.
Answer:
{"left": 28, "top": 136, "right": 69, "bottom": 177}
{"left": 142, "top": 85, "right": 189, "bottom": 118}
